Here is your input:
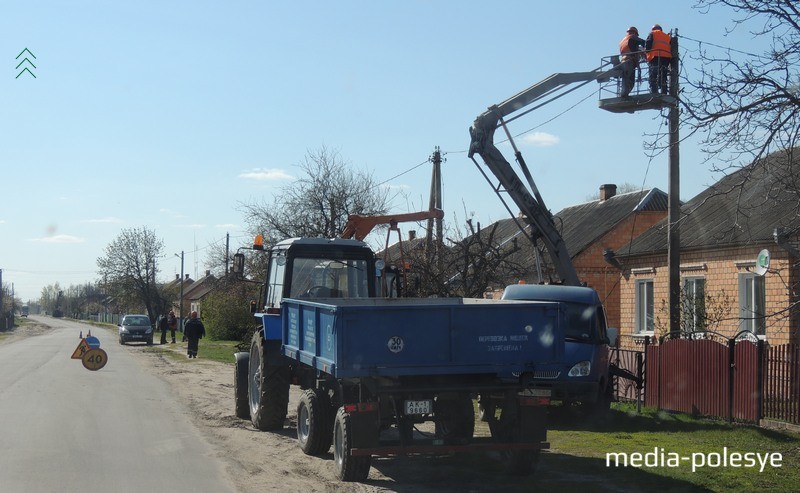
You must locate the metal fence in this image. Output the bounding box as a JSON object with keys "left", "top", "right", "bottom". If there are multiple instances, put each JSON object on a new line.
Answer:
{"left": 612, "top": 332, "right": 800, "bottom": 425}
{"left": 764, "top": 344, "right": 800, "bottom": 424}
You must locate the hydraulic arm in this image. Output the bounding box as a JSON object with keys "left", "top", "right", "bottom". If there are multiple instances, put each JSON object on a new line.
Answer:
{"left": 468, "top": 66, "right": 617, "bottom": 286}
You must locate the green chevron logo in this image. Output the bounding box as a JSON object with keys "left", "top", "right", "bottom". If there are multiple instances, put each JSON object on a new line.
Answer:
{"left": 16, "top": 48, "right": 36, "bottom": 79}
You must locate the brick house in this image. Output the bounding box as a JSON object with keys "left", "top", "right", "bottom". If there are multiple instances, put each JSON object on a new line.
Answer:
{"left": 612, "top": 150, "right": 800, "bottom": 347}
{"left": 182, "top": 270, "right": 217, "bottom": 317}
{"left": 486, "top": 184, "right": 668, "bottom": 329}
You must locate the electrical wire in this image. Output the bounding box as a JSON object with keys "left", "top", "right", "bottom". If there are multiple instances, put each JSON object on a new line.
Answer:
{"left": 679, "top": 34, "right": 766, "bottom": 59}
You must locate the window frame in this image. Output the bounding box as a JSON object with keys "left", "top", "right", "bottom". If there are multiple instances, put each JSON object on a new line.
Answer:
{"left": 738, "top": 272, "right": 766, "bottom": 337}
{"left": 682, "top": 276, "right": 707, "bottom": 333}
{"left": 635, "top": 278, "right": 655, "bottom": 335}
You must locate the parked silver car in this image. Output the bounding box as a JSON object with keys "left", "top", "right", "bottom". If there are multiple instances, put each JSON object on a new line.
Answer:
{"left": 118, "top": 314, "right": 154, "bottom": 345}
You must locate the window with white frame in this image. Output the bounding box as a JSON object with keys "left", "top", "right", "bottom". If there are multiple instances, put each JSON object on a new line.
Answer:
{"left": 635, "top": 279, "right": 654, "bottom": 334}
{"left": 739, "top": 273, "right": 766, "bottom": 336}
{"left": 682, "top": 277, "right": 706, "bottom": 333}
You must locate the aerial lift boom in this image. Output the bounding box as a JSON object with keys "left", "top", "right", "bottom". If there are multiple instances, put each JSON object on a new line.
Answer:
{"left": 468, "top": 65, "right": 618, "bottom": 286}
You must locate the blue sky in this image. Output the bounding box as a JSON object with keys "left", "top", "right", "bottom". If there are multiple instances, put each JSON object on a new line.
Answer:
{"left": 0, "top": 1, "right": 771, "bottom": 302}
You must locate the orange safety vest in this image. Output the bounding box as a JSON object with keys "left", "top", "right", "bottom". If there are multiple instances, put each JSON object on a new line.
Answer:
{"left": 647, "top": 30, "right": 672, "bottom": 62}
{"left": 619, "top": 34, "right": 634, "bottom": 55}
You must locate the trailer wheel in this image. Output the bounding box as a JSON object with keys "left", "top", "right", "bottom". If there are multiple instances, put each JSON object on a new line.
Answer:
{"left": 333, "top": 407, "right": 371, "bottom": 482}
{"left": 234, "top": 352, "right": 250, "bottom": 420}
{"left": 491, "top": 400, "right": 541, "bottom": 476}
{"left": 434, "top": 395, "right": 475, "bottom": 441}
{"left": 297, "top": 389, "right": 333, "bottom": 455}
{"left": 248, "top": 333, "right": 289, "bottom": 431}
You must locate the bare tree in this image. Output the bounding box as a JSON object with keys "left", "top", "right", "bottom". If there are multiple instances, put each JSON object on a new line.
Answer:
{"left": 239, "top": 146, "right": 392, "bottom": 242}
{"left": 400, "top": 218, "right": 527, "bottom": 298}
{"left": 685, "top": 1, "right": 800, "bottom": 169}
{"left": 96, "top": 226, "right": 165, "bottom": 321}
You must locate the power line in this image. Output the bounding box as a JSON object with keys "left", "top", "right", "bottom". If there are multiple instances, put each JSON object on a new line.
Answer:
{"left": 374, "top": 159, "right": 430, "bottom": 189}
{"left": 680, "top": 34, "right": 766, "bottom": 59}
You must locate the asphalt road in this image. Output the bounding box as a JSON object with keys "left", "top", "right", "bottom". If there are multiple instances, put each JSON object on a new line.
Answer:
{"left": 0, "top": 316, "right": 236, "bottom": 493}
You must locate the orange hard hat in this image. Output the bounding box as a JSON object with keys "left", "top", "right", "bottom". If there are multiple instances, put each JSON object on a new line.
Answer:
{"left": 627, "top": 26, "right": 638, "bottom": 35}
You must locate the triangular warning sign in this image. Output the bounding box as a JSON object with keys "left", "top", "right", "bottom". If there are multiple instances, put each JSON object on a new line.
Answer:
{"left": 71, "top": 338, "right": 91, "bottom": 359}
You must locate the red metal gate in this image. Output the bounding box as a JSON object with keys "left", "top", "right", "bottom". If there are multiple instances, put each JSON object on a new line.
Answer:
{"left": 645, "top": 336, "right": 763, "bottom": 423}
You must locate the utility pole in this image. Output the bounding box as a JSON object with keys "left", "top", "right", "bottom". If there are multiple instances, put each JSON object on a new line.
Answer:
{"left": 176, "top": 251, "right": 185, "bottom": 334}
{"left": 426, "top": 146, "right": 444, "bottom": 269}
{"left": 225, "top": 233, "right": 230, "bottom": 276}
{"left": 599, "top": 29, "right": 681, "bottom": 336}
{"left": 667, "top": 30, "right": 681, "bottom": 337}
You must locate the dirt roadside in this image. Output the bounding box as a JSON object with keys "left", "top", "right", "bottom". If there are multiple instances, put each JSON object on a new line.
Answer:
{"left": 2, "top": 320, "right": 553, "bottom": 493}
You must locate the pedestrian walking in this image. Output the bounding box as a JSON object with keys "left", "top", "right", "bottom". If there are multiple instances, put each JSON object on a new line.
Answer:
{"left": 167, "top": 309, "right": 178, "bottom": 343}
{"left": 184, "top": 311, "right": 206, "bottom": 359}
{"left": 159, "top": 312, "right": 169, "bottom": 345}
{"left": 646, "top": 24, "right": 672, "bottom": 95}
{"left": 619, "top": 26, "right": 646, "bottom": 97}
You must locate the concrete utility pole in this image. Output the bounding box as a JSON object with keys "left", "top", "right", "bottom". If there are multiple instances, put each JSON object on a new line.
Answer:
{"left": 599, "top": 29, "right": 681, "bottom": 336}
{"left": 176, "top": 251, "right": 185, "bottom": 333}
{"left": 667, "top": 30, "right": 681, "bottom": 337}
{"left": 426, "top": 146, "right": 444, "bottom": 270}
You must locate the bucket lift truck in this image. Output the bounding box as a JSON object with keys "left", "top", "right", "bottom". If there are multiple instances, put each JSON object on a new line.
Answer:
{"left": 468, "top": 65, "right": 633, "bottom": 412}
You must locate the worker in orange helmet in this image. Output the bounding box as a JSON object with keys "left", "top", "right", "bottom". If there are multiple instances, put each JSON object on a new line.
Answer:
{"left": 619, "top": 26, "right": 646, "bottom": 97}
{"left": 646, "top": 24, "right": 672, "bottom": 95}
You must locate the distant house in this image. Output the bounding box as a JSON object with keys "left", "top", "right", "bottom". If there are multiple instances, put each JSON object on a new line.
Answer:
{"left": 182, "top": 270, "right": 218, "bottom": 317}
{"left": 613, "top": 150, "right": 800, "bottom": 346}
{"left": 164, "top": 273, "right": 194, "bottom": 318}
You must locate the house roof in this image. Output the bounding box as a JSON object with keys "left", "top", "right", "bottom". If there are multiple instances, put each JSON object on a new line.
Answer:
{"left": 164, "top": 275, "right": 194, "bottom": 291}
{"left": 556, "top": 188, "right": 668, "bottom": 257}
{"left": 460, "top": 187, "right": 667, "bottom": 284}
{"left": 182, "top": 271, "right": 217, "bottom": 301}
{"left": 491, "top": 187, "right": 668, "bottom": 258}
{"left": 618, "top": 150, "right": 800, "bottom": 257}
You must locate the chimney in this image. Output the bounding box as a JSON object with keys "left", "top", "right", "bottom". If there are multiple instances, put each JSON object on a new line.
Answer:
{"left": 205, "top": 270, "right": 211, "bottom": 276}
{"left": 599, "top": 184, "right": 617, "bottom": 201}
{"left": 175, "top": 274, "right": 179, "bottom": 280}
{"left": 185, "top": 274, "right": 190, "bottom": 280}
{"left": 408, "top": 230, "right": 417, "bottom": 241}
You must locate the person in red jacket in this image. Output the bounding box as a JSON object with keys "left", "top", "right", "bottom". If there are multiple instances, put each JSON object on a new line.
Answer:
{"left": 619, "top": 26, "right": 646, "bottom": 97}
{"left": 646, "top": 24, "right": 672, "bottom": 95}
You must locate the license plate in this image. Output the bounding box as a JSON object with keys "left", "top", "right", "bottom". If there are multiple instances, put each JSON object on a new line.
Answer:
{"left": 404, "top": 399, "right": 432, "bottom": 415}
{"left": 520, "top": 388, "right": 551, "bottom": 398}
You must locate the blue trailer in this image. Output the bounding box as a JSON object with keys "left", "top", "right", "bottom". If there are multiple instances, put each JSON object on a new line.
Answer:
{"left": 234, "top": 238, "right": 566, "bottom": 481}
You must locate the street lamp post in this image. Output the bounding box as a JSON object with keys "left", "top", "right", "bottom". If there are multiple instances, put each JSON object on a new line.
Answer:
{"left": 175, "top": 251, "right": 185, "bottom": 335}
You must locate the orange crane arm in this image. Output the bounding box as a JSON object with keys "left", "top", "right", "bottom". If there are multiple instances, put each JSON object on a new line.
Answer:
{"left": 340, "top": 209, "right": 444, "bottom": 241}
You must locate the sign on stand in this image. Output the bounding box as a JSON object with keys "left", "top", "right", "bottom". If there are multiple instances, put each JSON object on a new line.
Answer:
{"left": 71, "top": 336, "right": 109, "bottom": 371}
{"left": 81, "top": 348, "right": 108, "bottom": 371}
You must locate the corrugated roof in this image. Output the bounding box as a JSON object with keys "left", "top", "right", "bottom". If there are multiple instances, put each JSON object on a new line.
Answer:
{"left": 619, "top": 149, "right": 800, "bottom": 257}
{"left": 470, "top": 188, "right": 667, "bottom": 283}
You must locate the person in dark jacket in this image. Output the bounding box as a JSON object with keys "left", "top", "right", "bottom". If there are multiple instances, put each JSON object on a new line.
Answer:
{"left": 184, "top": 311, "right": 206, "bottom": 359}
{"left": 158, "top": 312, "right": 169, "bottom": 345}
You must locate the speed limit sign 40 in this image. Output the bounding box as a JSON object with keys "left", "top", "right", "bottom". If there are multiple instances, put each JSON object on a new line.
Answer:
{"left": 82, "top": 348, "right": 108, "bottom": 371}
